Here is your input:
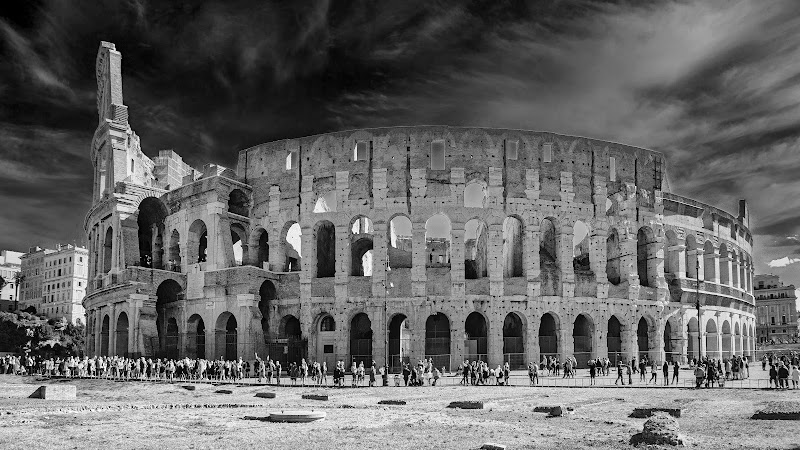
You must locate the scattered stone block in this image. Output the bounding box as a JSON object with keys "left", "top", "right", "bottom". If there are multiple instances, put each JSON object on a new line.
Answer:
{"left": 214, "top": 389, "right": 233, "bottom": 394}
{"left": 29, "top": 385, "right": 76, "bottom": 400}
{"left": 481, "top": 443, "right": 506, "bottom": 450}
{"left": 269, "top": 411, "right": 326, "bottom": 423}
{"left": 534, "top": 405, "right": 564, "bottom": 417}
{"left": 182, "top": 385, "right": 196, "bottom": 391}
{"left": 255, "top": 392, "right": 276, "bottom": 399}
{"left": 630, "top": 407, "right": 682, "bottom": 418}
{"left": 378, "top": 400, "right": 407, "bottom": 405}
{"left": 630, "top": 412, "right": 684, "bottom": 446}
{"left": 751, "top": 402, "right": 800, "bottom": 420}
{"left": 447, "top": 400, "right": 485, "bottom": 409}
{"left": 302, "top": 394, "right": 329, "bottom": 401}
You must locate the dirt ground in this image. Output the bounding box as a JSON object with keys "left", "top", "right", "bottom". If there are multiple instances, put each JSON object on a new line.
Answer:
{"left": 0, "top": 375, "right": 798, "bottom": 450}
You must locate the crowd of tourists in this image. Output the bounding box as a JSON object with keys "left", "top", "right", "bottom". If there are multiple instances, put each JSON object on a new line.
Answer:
{"left": 761, "top": 353, "right": 800, "bottom": 389}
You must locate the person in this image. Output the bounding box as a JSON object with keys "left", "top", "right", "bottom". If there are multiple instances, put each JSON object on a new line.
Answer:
{"left": 351, "top": 362, "right": 358, "bottom": 387}
{"left": 589, "top": 360, "right": 596, "bottom": 385}
{"left": 403, "top": 363, "right": 411, "bottom": 386}
{"left": 662, "top": 361, "right": 669, "bottom": 386}
{"left": 672, "top": 360, "right": 679, "bottom": 385}
{"left": 694, "top": 364, "right": 705, "bottom": 389}
{"left": 275, "top": 360, "right": 282, "bottom": 385}
{"left": 769, "top": 364, "right": 778, "bottom": 389}
{"left": 778, "top": 362, "right": 790, "bottom": 390}
{"left": 528, "top": 362, "right": 538, "bottom": 386}
{"left": 627, "top": 362, "right": 633, "bottom": 385}
{"left": 394, "top": 372, "right": 401, "bottom": 387}
{"left": 790, "top": 364, "right": 799, "bottom": 390}
{"left": 369, "top": 361, "right": 376, "bottom": 387}
{"left": 615, "top": 362, "right": 625, "bottom": 386}
{"left": 503, "top": 362, "right": 510, "bottom": 386}
{"left": 649, "top": 361, "right": 657, "bottom": 384}
{"left": 432, "top": 366, "right": 441, "bottom": 386}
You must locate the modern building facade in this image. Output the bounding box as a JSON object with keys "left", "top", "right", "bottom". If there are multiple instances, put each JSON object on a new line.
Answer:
{"left": 84, "top": 42, "right": 757, "bottom": 368}
{"left": 19, "top": 246, "right": 52, "bottom": 313}
{"left": 0, "top": 250, "right": 22, "bottom": 312}
{"left": 20, "top": 245, "right": 88, "bottom": 323}
{"left": 754, "top": 274, "right": 799, "bottom": 343}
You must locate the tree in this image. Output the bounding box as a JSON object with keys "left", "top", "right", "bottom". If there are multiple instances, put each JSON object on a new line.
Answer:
{"left": 13, "top": 272, "right": 24, "bottom": 312}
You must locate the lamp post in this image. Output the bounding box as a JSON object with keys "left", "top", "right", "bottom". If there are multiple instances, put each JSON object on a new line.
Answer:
{"left": 695, "top": 252, "right": 701, "bottom": 363}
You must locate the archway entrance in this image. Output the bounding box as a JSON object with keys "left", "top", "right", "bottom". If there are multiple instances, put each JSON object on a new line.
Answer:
{"left": 100, "top": 315, "right": 110, "bottom": 356}
{"left": 706, "top": 319, "right": 719, "bottom": 357}
{"left": 722, "top": 320, "right": 732, "bottom": 359}
{"left": 637, "top": 318, "right": 650, "bottom": 361}
{"left": 687, "top": 317, "right": 699, "bottom": 361}
{"left": 316, "top": 315, "right": 336, "bottom": 372}
{"left": 188, "top": 314, "right": 205, "bottom": 359}
{"left": 350, "top": 313, "right": 373, "bottom": 365}
{"left": 165, "top": 318, "right": 179, "bottom": 359}
{"left": 115, "top": 313, "right": 129, "bottom": 357}
{"left": 389, "top": 314, "right": 410, "bottom": 370}
{"left": 464, "top": 312, "right": 488, "bottom": 362}
{"left": 539, "top": 313, "right": 559, "bottom": 360}
{"left": 425, "top": 313, "right": 451, "bottom": 371}
{"left": 664, "top": 321, "right": 674, "bottom": 362}
{"left": 137, "top": 197, "right": 167, "bottom": 269}
{"left": 573, "top": 314, "right": 593, "bottom": 368}
{"left": 214, "top": 312, "right": 238, "bottom": 360}
{"left": 271, "top": 315, "right": 305, "bottom": 366}
{"left": 258, "top": 280, "right": 276, "bottom": 339}
{"left": 607, "top": 316, "right": 622, "bottom": 364}
{"left": 156, "top": 279, "right": 182, "bottom": 358}
{"left": 502, "top": 313, "right": 524, "bottom": 368}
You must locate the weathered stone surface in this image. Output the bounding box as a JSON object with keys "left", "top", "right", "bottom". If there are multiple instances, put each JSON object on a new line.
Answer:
{"left": 182, "top": 385, "right": 196, "bottom": 391}
{"left": 534, "top": 405, "right": 564, "bottom": 417}
{"left": 269, "top": 411, "right": 326, "bottom": 423}
{"left": 302, "top": 394, "right": 328, "bottom": 401}
{"left": 378, "top": 400, "right": 407, "bottom": 405}
{"left": 630, "top": 413, "right": 684, "bottom": 446}
{"left": 255, "top": 392, "right": 276, "bottom": 399}
{"left": 630, "top": 407, "right": 682, "bottom": 418}
{"left": 447, "top": 401, "right": 485, "bottom": 409}
{"left": 751, "top": 402, "right": 800, "bottom": 420}
{"left": 214, "top": 389, "right": 233, "bottom": 394}
{"left": 481, "top": 443, "right": 506, "bottom": 450}
{"left": 29, "top": 385, "right": 76, "bottom": 400}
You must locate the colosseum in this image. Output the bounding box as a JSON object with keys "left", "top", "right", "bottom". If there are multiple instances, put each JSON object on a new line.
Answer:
{"left": 84, "top": 41, "right": 756, "bottom": 370}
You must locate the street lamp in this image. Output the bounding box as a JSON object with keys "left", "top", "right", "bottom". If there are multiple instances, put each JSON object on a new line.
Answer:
{"left": 695, "top": 252, "right": 701, "bottom": 363}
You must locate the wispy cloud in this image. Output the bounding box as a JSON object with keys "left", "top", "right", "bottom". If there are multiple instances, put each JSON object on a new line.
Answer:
{"left": 768, "top": 257, "right": 800, "bottom": 268}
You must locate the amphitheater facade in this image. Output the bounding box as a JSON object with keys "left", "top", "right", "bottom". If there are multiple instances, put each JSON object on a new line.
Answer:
{"left": 84, "top": 42, "right": 756, "bottom": 369}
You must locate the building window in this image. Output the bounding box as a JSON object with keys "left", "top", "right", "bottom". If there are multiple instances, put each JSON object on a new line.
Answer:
{"left": 782, "top": 315, "right": 786, "bottom": 324}
{"left": 79, "top": 257, "right": 83, "bottom": 262}
{"left": 506, "top": 140, "right": 518, "bottom": 160}
{"left": 543, "top": 143, "right": 552, "bottom": 163}
{"left": 609, "top": 157, "right": 616, "bottom": 182}
{"left": 286, "top": 150, "right": 298, "bottom": 170}
{"left": 771, "top": 317, "right": 775, "bottom": 325}
{"left": 353, "top": 141, "right": 368, "bottom": 161}
{"left": 430, "top": 140, "right": 445, "bottom": 170}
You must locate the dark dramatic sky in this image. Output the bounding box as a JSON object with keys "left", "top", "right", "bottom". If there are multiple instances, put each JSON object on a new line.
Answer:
{"left": 2, "top": 0, "right": 800, "bottom": 288}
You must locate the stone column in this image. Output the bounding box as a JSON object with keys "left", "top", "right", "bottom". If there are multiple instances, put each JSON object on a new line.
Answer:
{"left": 528, "top": 315, "right": 540, "bottom": 367}
{"left": 559, "top": 224, "right": 575, "bottom": 297}
{"left": 450, "top": 223, "right": 466, "bottom": 298}
{"left": 560, "top": 317, "right": 573, "bottom": 363}
{"left": 299, "top": 224, "right": 313, "bottom": 303}
{"left": 334, "top": 223, "right": 349, "bottom": 299}
{"left": 488, "top": 312, "right": 503, "bottom": 367}
{"left": 371, "top": 220, "right": 388, "bottom": 297}
{"left": 622, "top": 323, "right": 637, "bottom": 362}
{"left": 692, "top": 249, "right": 706, "bottom": 281}
{"left": 620, "top": 234, "right": 639, "bottom": 298}
{"left": 669, "top": 244, "right": 687, "bottom": 278}
{"left": 652, "top": 319, "right": 666, "bottom": 364}
{"left": 527, "top": 224, "right": 541, "bottom": 298}
{"left": 411, "top": 222, "right": 427, "bottom": 297}
{"left": 595, "top": 312, "right": 609, "bottom": 359}
{"left": 452, "top": 313, "right": 465, "bottom": 366}
{"left": 720, "top": 253, "right": 733, "bottom": 287}
{"left": 488, "top": 223, "right": 504, "bottom": 296}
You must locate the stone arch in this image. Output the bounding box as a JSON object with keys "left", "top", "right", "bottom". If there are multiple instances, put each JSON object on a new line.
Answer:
{"left": 281, "top": 221, "right": 301, "bottom": 272}
{"left": 687, "top": 316, "right": 700, "bottom": 360}
{"left": 464, "top": 181, "right": 487, "bottom": 208}
{"left": 168, "top": 229, "right": 181, "bottom": 271}
{"left": 733, "top": 321, "right": 741, "bottom": 356}
{"left": 607, "top": 315, "right": 623, "bottom": 363}
{"left": 425, "top": 213, "right": 452, "bottom": 268}
{"left": 388, "top": 313, "right": 411, "bottom": 369}
{"left": 465, "top": 311, "right": 488, "bottom": 361}
{"left": 228, "top": 188, "right": 249, "bottom": 217}
{"left": 187, "top": 314, "right": 206, "bottom": 359}
{"left": 705, "top": 316, "right": 719, "bottom": 356}
{"left": 103, "top": 227, "right": 114, "bottom": 274}
{"left": 425, "top": 312, "right": 451, "bottom": 370}
{"left": 314, "top": 220, "right": 336, "bottom": 278}
{"left": 279, "top": 314, "right": 302, "bottom": 340}
{"left": 350, "top": 312, "right": 373, "bottom": 365}
{"left": 703, "top": 240, "right": 716, "bottom": 281}
{"left": 606, "top": 228, "right": 621, "bottom": 285}
{"left": 465, "top": 218, "right": 488, "bottom": 279}
{"left": 251, "top": 227, "right": 269, "bottom": 268}
{"left": 503, "top": 216, "right": 525, "bottom": 278}
{"left": 572, "top": 220, "right": 591, "bottom": 273}
{"left": 115, "top": 312, "right": 129, "bottom": 356}
{"left": 258, "top": 280, "right": 276, "bottom": 339}
{"left": 350, "top": 215, "right": 374, "bottom": 276}
{"left": 539, "top": 312, "right": 561, "bottom": 358}
{"left": 636, "top": 316, "right": 654, "bottom": 360}
{"left": 230, "top": 222, "right": 248, "bottom": 266}
{"left": 502, "top": 312, "right": 525, "bottom": 368}
{"left": 721, "top": 319, "right": 732, "bottom": 359}
{"left": 573, "top": 313, "right": 594, "bottom": 367}
{"left": 215, "top": 312, "right": 238, "bottom": 360}
{"left": 100, "top": 314, "right": 110, "bottom": 356}
{"left": 388, "top": 214, "right": 412, "bottom": 269}
{"left": 136, "top": 196, "right": 168, "bottom": 269}
{"left": 637, "top": 226, "right": 657, "bottom": 287}
{"left": 315, "top": 312, "right": 336, "bottom": 371}
{"left": 156, "top": 279, "right": 182, "bottom": 358}
{"left": 188, "top": 219, "right": 208, "bottom": 264}
{"left": 664, "top": 229, "right": 679, "bottom": 276}
{"left": 719, "top": 243, "right": 730, "bottom": 286}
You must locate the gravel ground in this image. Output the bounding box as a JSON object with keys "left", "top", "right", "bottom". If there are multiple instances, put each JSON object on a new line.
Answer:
{"left": 0, "top": 375, "right": 798, "bottom": 450}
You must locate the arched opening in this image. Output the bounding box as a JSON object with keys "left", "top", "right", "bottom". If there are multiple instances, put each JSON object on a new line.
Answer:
{"left": 230, "top": 223, "right": 248, "bottom": 266}
{"left": 606, "top": 229, "right": 621, "bottom": 285}
{"left": 540, "top": 218, "right": 560, "bottom": 295}
{"left": 279, "top": 315, "right": 302, "bottom": 340}
{"left": 388, "top": 314, "right": 410, "bottom": 370}
{"left": 539, "top": 313, "right": 559, "bottom": 358}
{"left": 502, "top": 313, "right": 524, "bottom": 368}
{"left": 464, "top": 219, "right": 487, "bottom": 279}
{"left": 315, "top": 220, "right": 336, "bottom": 277}
{"left": 188, "top": 219, "right": 208, "bottom": 264}
{"left": 282, "top": 222, "right": 301, "bottom": 271}
{"left": 100, "top": 315, "right": 110, "bottom": 356}
{"left": 464, "top": 312, "right": 488, "bottom": 362}
{"left": 607, "top": 316, "right": 622, "bottom": 364}
{"left": 685, "top": 235, "right": 698, "bottom": 278}
{"left": 721, "top": 320, "right": 732, "bottom": 359}
{"left": 258, "top": 280, "right": 276, "bottom": 339}
{"left": 705, "top": 319, "right": 719, "bottom": 356}
{"left": 637, "top": 317, "right": 650, "bottom": 360}
{"left": 719, "top": 243, "right": 730, "bottom": 286}
{"left": 314, "top": 191, "right": 337, "bottom": 213}
{"left": 573, "top": 314, "right": 594, "bottom": 368}
{"left": 137, "top": 197, "right": 168, "bottom": 269}
{"left": 187, "top": 314, "right": 205, "bottom": 359}
{"left": 572, "top": 220, "right": 591, "bottom": 272}
{"left": 425, "top": 313, "right": 450, "bottom": 370}
{"left": 215, "top": 313, "right": 238, "bottom": 360}
{"left": 731, "top": 250, "right": 740, "bottom": 288}
{"left": 350, "top": 216, "right": 374, "bottom": 276}
{"left": 103, "top": 228, "right": 113, "bottom": 274}
{"left": 687, "top": 317, "right": 699, "bottom": 360}
{"left": 748, "top": 325, "right": 754, "bottom": 358}
{"left": 168, "top": 229, "right": 181, "bottom": 272}
{"left": 733, "top": 322, "right": 741, "bottom": 357}
{"left": 228, "top": 189, "right": 249, "bottom": 217}
{"left": 425, "top": 213, "right": 451, "bottom": 268}
{"left": 637, "top": 227, "right": 656, "bottom": 287}
{"left": 704, "top": 240, "right": 716, "bottom": 281}
{"left": 388, "top": 215, "right": 412, "bottom": 269}
{"left": 254, "top": 229, "right": 269, "bottom": 268}
{"left": 664, "top": 321, "right": 674, "bottom": 362}
{"left": 350, "top": 313, "right": 373, "bottom": 365}
{"left": 156, "top": 279, "right": 182, "bottom": 358}
{"left": 317, "top": 314, "right": 336, "bottom": 372}
{"left": 464, "top": 182, "right": 486, "bottom": 208}
{"left": 276, "top": 314, "right": 305, "bottom": 366}
{"left": 115, "top": 312, "right": 129, "bottom": 357}
{"left": 503, "top": 217, "right": 524, "bottom": 277}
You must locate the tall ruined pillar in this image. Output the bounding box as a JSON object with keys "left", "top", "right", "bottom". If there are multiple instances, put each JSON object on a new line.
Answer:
{"left": 488, "top": 223, "right": 504, "bottom": 296}
{"left": 527, "top": 224, "right": 541, "bottom": 298}
{"left": 371, "top": 220, "right": 388, "bottom": 297}
{"left": 559, "top": 224, "right": 575, "bottom": 297}
{"left": 450, "top": 223, "right": 466, "bottom": 298}
{"left": 411, "top": 221, "right": 427, "bottom": 297}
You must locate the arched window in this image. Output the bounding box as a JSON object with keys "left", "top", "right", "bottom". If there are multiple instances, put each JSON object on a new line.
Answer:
{"left": 425, "top": 213, "right": 451, "bottom": 268}
{"left": 315, "top": 220, "right": 336, "bottom": 278}
{"left": 388, "top": 215, "right": 412, "bottom": 269}
{"left": 282, "top": 222, "right": 301, "bottom": 272}
{"left": 637, "top": 227, "right": 656, "bottom": 287}
{"left": 228, "top": 189, "right": 249, "bottom": 217}
{"left": 188, "top": 220, "right": 208, "bottom": 264}
{"left": 350, "top": 216, "right": 374, "bottom": 276}
{"left": 503, "top": 217, "right": 524, "bottom": 278}
{"left": 230, "top": 223, "right": 248, "bottom": 266}
{"left": 606, "top": 229, "right": 621, "bottom": 285}
{"left": 464, "top": 182, "right": 487, "bottom": 208}
{"left": 572, "top": 220, "right": 590, "bottom": 272}
{"left": 137, "top": 197, "right": 168, "bottom": 269}
{"left": 314, "top": 192, "right": 337, "bottom": 213}
{"left": 464, "top": 219, "right": 487, "bottom": 279}
{"left": 103, "top": 227, "right": 114, "bottom": 274}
